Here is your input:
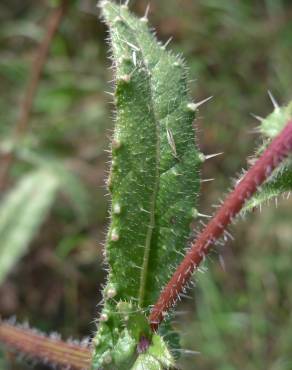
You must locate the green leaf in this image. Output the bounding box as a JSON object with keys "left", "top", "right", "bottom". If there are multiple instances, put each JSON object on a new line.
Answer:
{"left": 132, "top": 355, "right": 163, "bottom": 370}
{"left": 0, "top": 170, "right": 59, "bottom": 284}
{"left": 101, "top": 0, "right": 201, "bottom": 308}
{"left": 244, "top": 101, "right": 292, "bottom": 213}
{"left": 260, "top": 101, "right": 292, "bottom": 139}
{"left": 243, "top": 166, "right": 292, "bottom": 213}
{"left": 92, "top": 1, "right": 202, "bottom": 369}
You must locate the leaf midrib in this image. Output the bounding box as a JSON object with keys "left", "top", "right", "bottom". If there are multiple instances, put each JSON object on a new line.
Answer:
{"left": 127, "top": 28, "right": 161, "bottom": 308}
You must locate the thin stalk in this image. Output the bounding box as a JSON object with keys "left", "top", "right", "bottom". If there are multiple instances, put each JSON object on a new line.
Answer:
{"left": 150, "top": 120, "right": 292, "bottom": 330}
{"left": 0, "top": 322, "right": 91, "bottom": 369}
{"left": 0, "top": 0, "right": 68, "bottom": 191}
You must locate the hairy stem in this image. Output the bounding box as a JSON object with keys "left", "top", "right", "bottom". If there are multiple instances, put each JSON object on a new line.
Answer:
{"left": 0, "top": 322, "right": 91, "bottom": 369}
{"left": 150, "top": 120, "right": 292, "bottom": 330}
{"left": 0, "top": 0, "right": 68, "bottom": 191}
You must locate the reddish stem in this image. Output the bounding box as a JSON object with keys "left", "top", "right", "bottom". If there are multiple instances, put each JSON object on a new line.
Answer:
{"left": 150, "top": 120, "right": 292, "bottom": 331}
{"left": 0, "top": 0, "right": 68, "bottom": 191}
{"left": 0, "top": 322, "right": 91, "bottom": 369}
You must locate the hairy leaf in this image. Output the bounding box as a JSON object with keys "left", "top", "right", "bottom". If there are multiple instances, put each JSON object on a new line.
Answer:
{"left": 244, "top": 102, "right": 292, "bottom": 213}
{"left": 92, "top": 1, "right": 202, "bottom": 369}
{"left": 243, "top": 166, "right": 292, "bottom": 213}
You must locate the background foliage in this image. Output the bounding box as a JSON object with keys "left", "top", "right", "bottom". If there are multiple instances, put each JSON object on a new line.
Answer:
{"left": 0, "top": 0, "right": 291, "bottom": 369}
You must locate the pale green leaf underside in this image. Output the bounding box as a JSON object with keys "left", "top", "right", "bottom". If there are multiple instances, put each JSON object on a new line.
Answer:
{"left": 260, "top": 101, "right": 292, "bottom": 139}
{"left": 0, "top": 169, "right": 59, "bottom": 284}
{"left": 246, "top": 102, "right": 292, "bottom": 212}
{"left": 243, "top": 166, "right": 292, "bottom": 213}
{"left": 16, "top": 147, "right": 91, "bottom": 225}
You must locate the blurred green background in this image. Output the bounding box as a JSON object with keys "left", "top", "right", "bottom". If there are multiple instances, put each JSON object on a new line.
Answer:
{"left": 0, "top": 0, "right": 291, "bottom": 369}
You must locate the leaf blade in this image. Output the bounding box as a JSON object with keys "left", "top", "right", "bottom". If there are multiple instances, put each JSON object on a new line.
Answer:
{"left": 0, "top": 170, "right": 59, "bottom": 284}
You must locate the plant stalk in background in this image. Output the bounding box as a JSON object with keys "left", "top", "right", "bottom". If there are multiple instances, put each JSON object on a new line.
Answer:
{"left": 0, "top": 322, "right": 91, "bottom": 370}
{"left": 0, "top": 0, "right": 68, "bottom": 191}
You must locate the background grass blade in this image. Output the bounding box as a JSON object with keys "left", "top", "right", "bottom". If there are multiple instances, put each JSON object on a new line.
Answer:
{"left": 0, "top": 169, "right": 59, "bottom": 284}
